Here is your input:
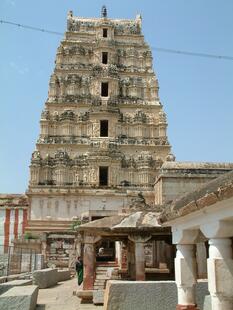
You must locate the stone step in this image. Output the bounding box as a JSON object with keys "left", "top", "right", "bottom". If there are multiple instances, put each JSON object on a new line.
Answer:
{"left": 96, "top": 266, "right": 115, "bottom": 269}
{"left": 96, "top": 272, "right": 107, "bottom": 275}
{"left": 94, "top": 285, "right": 105, "bottom": 290}
{"left": 94, "top": 280, "right": 105, "bottom": 285}
{"left": 96, "top": 275, "right": 109, "bottom": 280}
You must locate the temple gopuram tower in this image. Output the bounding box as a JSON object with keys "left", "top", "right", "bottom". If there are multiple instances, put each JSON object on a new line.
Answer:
{"left": 27, "top": 7, "right": 172, "bottom": 235}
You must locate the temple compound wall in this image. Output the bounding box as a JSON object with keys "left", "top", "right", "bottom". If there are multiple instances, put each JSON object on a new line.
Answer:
{"left": 0, "top": 195, "right": 28, "bottom": 253}
{"left": 154, "top": 162, "right": 233, "bottom": 205}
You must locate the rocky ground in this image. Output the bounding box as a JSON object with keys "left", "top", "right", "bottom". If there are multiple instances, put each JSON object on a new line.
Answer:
{"left": 36, "top": 277, "right": 103, "bottom": 310}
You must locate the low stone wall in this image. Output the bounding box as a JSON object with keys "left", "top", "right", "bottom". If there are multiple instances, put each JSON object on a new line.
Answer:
{"left": 0, "top": 279, "right": 32, "bottom": 295}
{"left": 57, "top": 269, "right": 71, "bottom": 282}
{"left": 0, "top": 272, "right": 32, "bottom": 284}
{"left": 104, "top": 280, "right": 209, "bottom": 310}
{"left": 33, "top": 268, "right": 57, "bottom": 289}
{"left": 0, "top": 285, "right": 39, "bottom": 310}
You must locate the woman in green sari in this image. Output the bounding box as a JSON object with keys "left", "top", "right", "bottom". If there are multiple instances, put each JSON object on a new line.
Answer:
{"left": 75, "top": 256, "right": 83, "bottom": 285}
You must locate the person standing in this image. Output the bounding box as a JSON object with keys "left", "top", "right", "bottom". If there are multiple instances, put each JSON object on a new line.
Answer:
{"left": 75, "top": 256, "right": 83, "bottom": 285}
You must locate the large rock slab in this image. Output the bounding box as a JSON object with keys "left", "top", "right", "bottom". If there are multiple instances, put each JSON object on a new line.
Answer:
{"left": 104, "top": 280, "right": 209, "bottom": 310}
{"left": 57, "top": 269, "right": 71, "bottom": 282}
{"left": 104, "top": 281, "right": 177, "bottom": 310}
{"left": 0, "top": 279, "right": 32, "bottom": 295}
{"left": 0, "top": 285, "right": 38, "bottom": 310}
{"left": 33, "top": 268, "right": 57, "bottom": 289}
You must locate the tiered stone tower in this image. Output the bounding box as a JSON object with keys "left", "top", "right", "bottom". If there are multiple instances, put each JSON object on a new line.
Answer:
{"left": 27, "top": 7, "right": 172, "bottom": 233}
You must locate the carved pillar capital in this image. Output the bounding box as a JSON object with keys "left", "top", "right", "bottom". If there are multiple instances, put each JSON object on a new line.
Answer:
{"left": 128, "top": 233, "right": 151, "bottom": 243}
{"left": 84, "top": 233, "right": 101, "bottom": 244}
{"left": 172, "top": 228, "right": 199, "bottom": 245}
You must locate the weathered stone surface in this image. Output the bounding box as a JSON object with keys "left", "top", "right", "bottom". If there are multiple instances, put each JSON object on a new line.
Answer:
{"left": 0, "top": 279, "right": 32, "bottom": 295}
{"left": 195, "top": 280, "right": 209, "bottom": 310}
{"left": 196, "top": 193, "right": 218, "bottom": 209}
{"left": 57, "top": 269, "right": 71, "bottom": 282}
{"left": 33, "top": 268, "right": 57, "bottom": 288}
{"left": 104, "top": 281, "right": 177, "bottom": 310}
{"left": 93, "top": 289, "right": 104, "bottom": 305}
{"left": 104, "top": 281, "right": 208, "bottom": 310}
{"left": 0, "top": 285, "right": 38, "bottom": 310}
{"left": 203, "top": 295, "right": 211, "bottom": 310}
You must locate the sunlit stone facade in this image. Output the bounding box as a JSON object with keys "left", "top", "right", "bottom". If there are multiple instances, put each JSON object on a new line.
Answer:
{"left": 27, "top": 9, "right": 172, "bottom": 230}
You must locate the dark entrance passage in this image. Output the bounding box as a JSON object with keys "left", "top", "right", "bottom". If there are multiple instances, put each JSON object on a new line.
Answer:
{"left": 100, "top": 120, "right": 108, "bottom": 137}
{"left": 99, "top": 166, "right": 108, "bottom": 186}
{"left": 96, "top": 240, "right": 116, "bottom": 262}
{"left": 101, "top": 82, "right": 108, "bottom": 97}
{"left": 102, "top": 52, "right": 108, "bottom": 64}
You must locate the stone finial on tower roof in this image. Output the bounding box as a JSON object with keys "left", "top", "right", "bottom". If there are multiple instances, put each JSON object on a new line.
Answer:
{"left": 67, "top": 10, "right": 73, "bottom": 18}
{"left": 101, "top": 5, "right": 107, "bottom": 18}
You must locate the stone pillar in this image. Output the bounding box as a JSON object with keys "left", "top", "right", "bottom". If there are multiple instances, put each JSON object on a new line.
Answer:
{"left": 83, "top": 234, "right": 101, "bottom": 291}
{"left": 115, "top": 241, "right": 121, "bottom": 266}
{"left": 128, "top": 234, "right": 151, "bottom": 281}
{"left": 200, "top": 220, "right": 233, "bottom": 310}
{"left": 127, "top": 240, "right": 135, "bottom": 280}
{"left": 173, "top": 229, "right": 199, "bottom": 310}
{"left": 208, "top": 238, "right": 233, "bottom": 310}
{"left": 175, "top": 244, "right": 199, "bottom": 310}
{"left": 83, "top": 243, "right": 95, "bottom": 290}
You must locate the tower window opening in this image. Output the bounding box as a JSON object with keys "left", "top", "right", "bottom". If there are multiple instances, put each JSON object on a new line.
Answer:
{"left": 100, "top": 120, "right": 108, "bottom": 137}
{"left": 101, "top": 82, "right": 109, "bottom": 97}
{"left": 99, "top": 166, "right": 108, "bottom": 186}
{"left": 102, "top": 52, "right": 108, "bottom": 64}
{"left": 103, "top": 28, "right": 108, "bottom": 37}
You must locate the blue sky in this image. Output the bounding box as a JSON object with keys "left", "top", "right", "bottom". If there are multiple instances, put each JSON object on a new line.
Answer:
{"left": 0, "top": 0, "right": 233, "bottom": 193}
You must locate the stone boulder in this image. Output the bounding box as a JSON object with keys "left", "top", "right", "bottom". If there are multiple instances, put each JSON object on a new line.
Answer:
{"left": 0, "top": 279, "right": 32, "bottom": 295}
{"left": 0, "top": 285, "right": 38, "bottom": 310}
{"left": 33, "top": 268, "right": 57, "bottom": 289}
{"left": 57, "top": 269, "right": 71, "bottom": 282}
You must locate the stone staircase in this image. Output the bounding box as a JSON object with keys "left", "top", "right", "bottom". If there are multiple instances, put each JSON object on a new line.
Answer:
{"left": 94, "top": 266, "right": 119, "bottom": 290}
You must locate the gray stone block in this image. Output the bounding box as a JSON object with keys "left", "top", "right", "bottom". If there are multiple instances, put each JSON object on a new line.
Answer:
{"left": 104, "top": 281, "right": 177, "bottom": 310}
{"left": 0, "top": 285, "right": 39, "bottom": 310}
{"left": 195, "top": 280, "right": 209, "bottom": 310}
{"left": 0, "top": 279, "right": 32, "bottom": 295}
{"left": 57, "top": 269, "right": 71, "bottom": 282}
{"left": 93, "top": 289, "right": 104, "bottom": 305}
{"left": 203, "top": 295, "right": 212, "bottom": 310}
{"left": 33, "top": 268, "right": 57, "bottom": 289}
{"left": 104, "top": 280, "right": 209, "bottom": 310}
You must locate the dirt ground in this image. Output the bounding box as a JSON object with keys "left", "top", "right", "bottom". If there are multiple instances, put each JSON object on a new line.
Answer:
{"left": 36, "top": 277, "right": 103, "bottom": 310}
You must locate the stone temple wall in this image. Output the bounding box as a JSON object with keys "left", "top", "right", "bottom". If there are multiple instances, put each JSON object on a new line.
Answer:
{"left": 154, "top": 162, "right": 233, "bottom": 205}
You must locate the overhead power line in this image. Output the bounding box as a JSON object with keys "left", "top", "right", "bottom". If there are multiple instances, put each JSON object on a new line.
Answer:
{"left": 1, "top": 19, "right": 233, "bottom": 61}
{"left": 0, "top": 19, "right": 63, "bottom": 36}
{"left": 151, "top": 47, "right": 233, "bottom": 60}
